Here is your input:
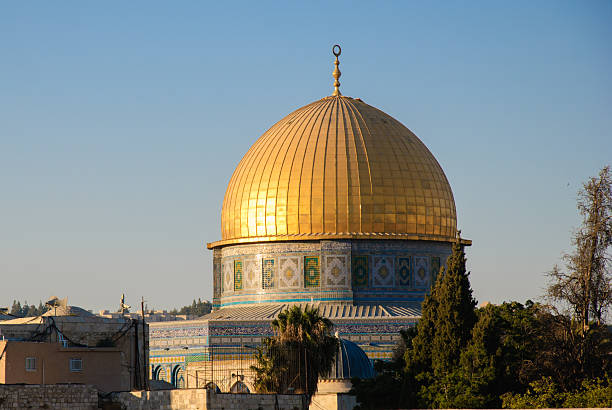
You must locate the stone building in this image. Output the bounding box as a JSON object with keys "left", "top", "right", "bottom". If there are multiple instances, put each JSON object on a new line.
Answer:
{"left": 0, "top": 304, "right": 148, "bottom": 392}
{"left": 149, "top": 46, "right": 469, "bottom": 391}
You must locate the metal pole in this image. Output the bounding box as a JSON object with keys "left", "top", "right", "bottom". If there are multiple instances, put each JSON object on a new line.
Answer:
{"left": 141, "top": 296, "right": 148, "bottom": 390}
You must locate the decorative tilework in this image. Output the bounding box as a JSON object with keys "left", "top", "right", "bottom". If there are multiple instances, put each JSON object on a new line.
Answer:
{"left": 234, "top": 260, "right": 243, "bottom": 291}
{"left": 209, "top": 323, "right": 273, "bottom": 336}
{"left": 213, "top": 250, "right": 222, "bottom": 299}
{"left": 150, "top": 325, "right": 209, "bottom": 339}
{"left": 414, "top": 256, "right": 430, "bottom": 289}
{"left": 324, "top": 255, "right": 348, "bottom": 286}
{"left": 243, "top": 258, "right": 259, "bottom": 289}
{"left": 396, "top": 257, "right": 412, "bottom": 287}
{"left": 372, "top": 256, "right": 394, "bottom": 287}
{"left": 352, "top": 256, "right": 369, "bottom": 287}
{"left": 279, "top": 257, "right": 300, "bottom": 288}
{"left": 216, "top": 239, "right": 452, "bottom": 306}
{"left": 262, "top": 258, "right": 275, "bottom": 289}
{"left": 223, "top": 260, "right": 233, "bottom": 293}
{"left": 431, "top": 256, "right": 441, "bottom": 287}
{"left": 304, "top": 256, "right": 320, "bottom": 287}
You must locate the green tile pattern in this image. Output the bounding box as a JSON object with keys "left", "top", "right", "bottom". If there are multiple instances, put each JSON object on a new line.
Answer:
{"left": 352, "top": 256, "right": 369, "bottom": 287}
{"left": 304, "top": 256, "right": 320, "bottom": 287}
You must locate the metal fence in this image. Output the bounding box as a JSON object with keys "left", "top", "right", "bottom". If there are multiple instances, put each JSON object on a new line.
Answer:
{"left": 178, "top": 344, "right": 307, "bottom": 393}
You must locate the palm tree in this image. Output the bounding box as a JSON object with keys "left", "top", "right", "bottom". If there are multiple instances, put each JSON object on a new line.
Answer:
{"left": 251, "top": 305, "right": 338, "bottom": 401}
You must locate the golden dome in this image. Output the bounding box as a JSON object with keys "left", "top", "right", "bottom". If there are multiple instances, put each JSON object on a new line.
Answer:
{"left": 209, "top": 95, "right": 457, "bottom": 248}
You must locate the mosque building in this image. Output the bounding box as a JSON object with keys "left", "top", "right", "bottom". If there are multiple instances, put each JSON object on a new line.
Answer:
{"left": 149, "top": 45, "right": 469, "bottom": 391}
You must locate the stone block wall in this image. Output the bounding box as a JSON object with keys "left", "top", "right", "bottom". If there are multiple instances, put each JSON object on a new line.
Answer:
{"left": 0, "top": 384, "right": 98, "bottom": 410}
{"left": 109, "top": 389, "right": 305, "bottom": 410}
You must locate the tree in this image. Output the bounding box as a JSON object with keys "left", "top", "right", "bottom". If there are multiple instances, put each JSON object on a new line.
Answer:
{"left": 10, "top": 300, "right": 21, "bottom": 316}
{"left": 351, "top": 327, "right": 418, "bottom": 410}
{"left": 531, "top": 308, "right": 611, "bottom": 391}
{"left": 501, "top": 375, "right": 612, "bottom": 409}
{"left": 7, "top": 300, "right": 48, "bottom": 317}
{"left": 170, "top": 299, "right": 212, "bottom": 317}
{"left": 405, "top": 231, "right": 477, "bottom": 408}
{"left": 548, "top": 166, "right": 612, "bottom": 331}
{"left": 455, "top": 301, "right": 545, "bottom": 408}
{"left": 251, "top": 305, "right": 338, "bottom": 403}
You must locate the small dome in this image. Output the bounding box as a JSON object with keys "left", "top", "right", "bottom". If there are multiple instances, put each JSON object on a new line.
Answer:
{"left": 212, "top": 96, "right": 456, "bottom": 248}
{"left": 327, "top": 338, "right": 375, "bottom": 379}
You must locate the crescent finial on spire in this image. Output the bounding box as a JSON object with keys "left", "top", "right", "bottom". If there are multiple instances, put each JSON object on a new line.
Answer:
{"left": 332, "top": 44, "right": 342, "bottom": 97}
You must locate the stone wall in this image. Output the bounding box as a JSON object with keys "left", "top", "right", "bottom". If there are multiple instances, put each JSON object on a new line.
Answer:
{"left": 0, "top": 384, "right": 97, "bottom": 410}
{"left": 109, "top": 389, "right": 305, "bottom": 410}
{"left": 310, "top": 392, "right": 357, "bottom": 410}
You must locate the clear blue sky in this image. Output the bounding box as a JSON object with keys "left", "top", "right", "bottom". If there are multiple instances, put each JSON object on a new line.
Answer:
{"left": 1, "top": 1, "right": 610, "bottom": 312}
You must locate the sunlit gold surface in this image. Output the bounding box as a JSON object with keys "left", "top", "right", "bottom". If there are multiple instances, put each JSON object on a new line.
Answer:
{"left": 332, "top": 44, "right": 342, "bottom": 97}
{"left": 209, "top": 96, "right": 457, "bottom": 249}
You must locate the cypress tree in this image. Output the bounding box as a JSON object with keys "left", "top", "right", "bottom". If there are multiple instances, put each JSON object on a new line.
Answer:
{"left": 429, "top": 233, "right": 477, "bottom": 407}
{"left": 405, "top": 231, "right": 477, "bottom": 408}
{"left": 405, "top": 279, "right": 438, "bottom": 382}
{"left": 432, "top": 234, "right": 477, "bottom": 372}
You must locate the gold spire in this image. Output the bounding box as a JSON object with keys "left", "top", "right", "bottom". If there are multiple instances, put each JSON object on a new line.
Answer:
{"left": 332, "top": 44, "right": 341, "bottom": 96}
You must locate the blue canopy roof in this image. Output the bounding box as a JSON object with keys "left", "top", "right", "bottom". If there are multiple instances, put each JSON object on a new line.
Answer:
{"left": 327, "top": 338, "right": 375, "bottom": 379}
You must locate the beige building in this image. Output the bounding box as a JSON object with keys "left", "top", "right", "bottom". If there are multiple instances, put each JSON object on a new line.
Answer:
{"left": 0, "top": 305, "right": 148, "bottom": 393}
{"left": 98, "top": 309, "right": 198, "bottom": 322}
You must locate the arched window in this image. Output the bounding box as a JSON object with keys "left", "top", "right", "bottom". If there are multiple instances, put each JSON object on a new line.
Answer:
{"left": 156, "top": 366, "right": 168, "bottom": 382}
{"left": 171, "top": 365, "right": 185, "bottom": 389}
{"left": 151, "top": 365, "right": 160, "bottom": 380}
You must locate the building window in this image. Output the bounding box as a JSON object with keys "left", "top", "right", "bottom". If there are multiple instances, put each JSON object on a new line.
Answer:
{"left": 25, "top": 357, "right": 36, "bottom": 371}
{"left": 262, "top": 258, "right": 275, "bottom": 289}
{"left": 58, "top": 331, "right": 69, "bottom": 348}
{"left": 70, "top": 358, "right": 83, "bottom": 372}
{"left": 234, "top": 259, "right": 243, "bottom": 291}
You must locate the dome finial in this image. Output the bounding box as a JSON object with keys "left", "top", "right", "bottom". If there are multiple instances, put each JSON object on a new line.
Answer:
{"left": 332, "top": 44, "right": 342, "bottom": 97}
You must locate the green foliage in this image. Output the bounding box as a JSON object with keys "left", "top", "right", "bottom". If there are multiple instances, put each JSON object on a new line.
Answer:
{"left": 169, "top": 298, "right": 212, "bottom": 317}
{"left": 351, "top": 327, "right": 418, "bottom": 409}
{"left": 501, "top": 377, "right": 566, "bottom": 409}
{"left": 501, "top": 375, "right": 612, "bottom": 409}
{"left": 351, "top": 372, "right": 414, "bottom": 410}
{"left": 251, "top": 305, "right": 338, "bottom": 402}
{"left": 453, "top": 301, "right": 546, "bottom": 407}
{"left": 404, "top": 236, "right": 477, "bottom": 408}
{"left": 9, "top": 300, "right": 48, "bottom": 317}
{"left": 250, "top": 338, "right": 291, "bottom": 393}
